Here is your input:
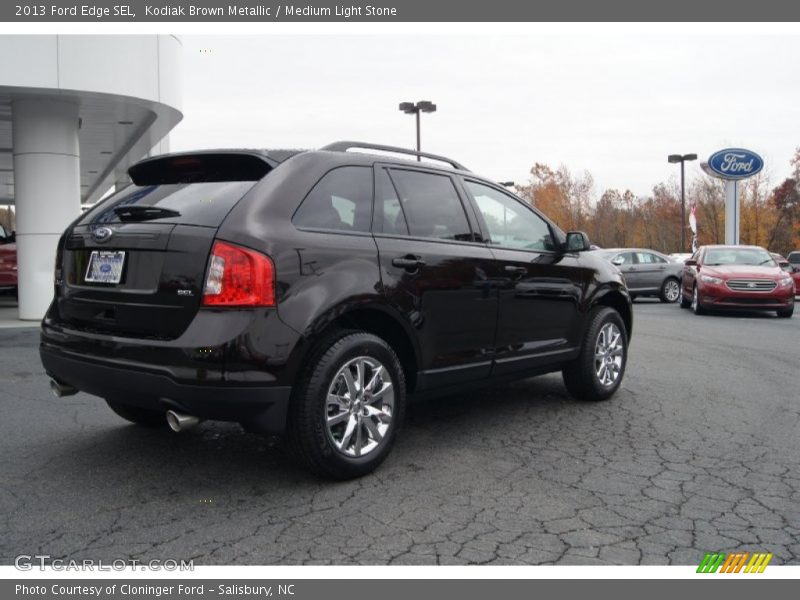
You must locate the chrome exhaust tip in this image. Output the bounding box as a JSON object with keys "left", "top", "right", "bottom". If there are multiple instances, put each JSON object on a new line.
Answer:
{"left": 50, "top": 378, "right": 77, "bottom": 398}
{"left": 165, "top": 410, "right": 200, "bottom": 433}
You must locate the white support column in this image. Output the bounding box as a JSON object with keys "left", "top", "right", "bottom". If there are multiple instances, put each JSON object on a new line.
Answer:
{"left": 12, "top": 99, "right": 81, "bottom": 320}
{"left": 724, "top": 179, "right": 739, "bottom": 245}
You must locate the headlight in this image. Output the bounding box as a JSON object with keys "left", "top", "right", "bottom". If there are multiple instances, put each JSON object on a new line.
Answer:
{"left": 700, "top": 275, "right": 723, "bottom": 285}
{"left": 778, "top": 276, "right": 793, "bottom": 287}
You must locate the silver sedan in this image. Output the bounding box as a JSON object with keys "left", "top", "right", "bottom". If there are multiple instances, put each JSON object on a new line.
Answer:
{"left": 590, "top": 248, "right": 685, "bottom": 303}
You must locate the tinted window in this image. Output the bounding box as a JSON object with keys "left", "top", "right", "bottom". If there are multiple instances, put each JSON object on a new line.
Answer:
{"left": 374, "top": 168, "right": 408, "bottom": 235}
{"left": 788, "top": 252, "right": 800, "bottom": 265}
{"left": 466, "top": 181, "right": 554, "bottom": 251}
{"left": 388, "top": 169, "right": 472, "bottom": 241}
{"left": 293, "top": 166, "right": 373, "bottom": 232}
{"left": 78, "top": 181, "right": 256, "bottom": 228}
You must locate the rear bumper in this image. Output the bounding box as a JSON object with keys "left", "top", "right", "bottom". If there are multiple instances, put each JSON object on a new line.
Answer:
{"left": 40, "top": 307, "right": 302, "bottom": 434}
{"left": 41, "top": 344, "right": 291, "bottom": 434}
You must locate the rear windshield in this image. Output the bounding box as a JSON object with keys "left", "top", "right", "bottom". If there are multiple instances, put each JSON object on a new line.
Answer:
{"left": 77, "top": 181, "right": 256, "bottom": 228}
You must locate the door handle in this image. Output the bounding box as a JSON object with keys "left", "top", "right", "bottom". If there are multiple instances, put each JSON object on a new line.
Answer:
{"left": 392, "top": 255, "right": 426, "bottom": 270}
{"left": 504, "top": 266, "right": 527, "bottom": 275}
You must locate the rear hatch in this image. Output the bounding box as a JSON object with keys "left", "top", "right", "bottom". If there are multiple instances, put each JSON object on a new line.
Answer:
{"left": 54, "top": 152, "right": 275, "bottom": 339}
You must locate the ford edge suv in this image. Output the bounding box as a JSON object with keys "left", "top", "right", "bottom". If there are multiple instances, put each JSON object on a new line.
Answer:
{"left": 40, "top": 142, "right": 632, "bottom": 478}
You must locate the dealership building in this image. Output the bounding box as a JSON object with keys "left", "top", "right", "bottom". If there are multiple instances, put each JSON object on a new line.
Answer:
{"left": 0, "top": 35, "right": 183, "bottom": 320}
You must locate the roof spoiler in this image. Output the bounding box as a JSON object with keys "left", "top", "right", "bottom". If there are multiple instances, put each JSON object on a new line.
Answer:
{"left": 128, "top": 151, "right": 277, "bottom": 185}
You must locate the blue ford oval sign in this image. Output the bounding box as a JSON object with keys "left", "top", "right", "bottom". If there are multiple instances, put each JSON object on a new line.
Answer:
{"left": 707, "top": 148, "right": 763, "bottom": 180}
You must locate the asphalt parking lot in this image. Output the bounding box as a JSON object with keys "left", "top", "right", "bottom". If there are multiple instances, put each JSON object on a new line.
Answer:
{"left": 1, "top": 300, "right": 798, "bottom": 566}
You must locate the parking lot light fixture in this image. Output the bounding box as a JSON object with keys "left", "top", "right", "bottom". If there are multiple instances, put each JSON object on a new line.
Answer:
{"left": 399, "top": 100, "right": 437, "bottom": 161}
{"left": 668, "top": 153, "right": 698, "bottom": 251}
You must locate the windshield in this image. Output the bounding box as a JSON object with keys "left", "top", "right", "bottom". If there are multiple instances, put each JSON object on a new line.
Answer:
{"left": 704, "top": 248, "right": 775, "bottom": 267}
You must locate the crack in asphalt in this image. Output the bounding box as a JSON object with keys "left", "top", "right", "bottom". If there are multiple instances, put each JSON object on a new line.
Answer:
{"left": 0, "top": 302, "right": 798, "bottom": 565}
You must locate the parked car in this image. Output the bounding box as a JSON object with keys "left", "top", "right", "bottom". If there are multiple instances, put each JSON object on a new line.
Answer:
{"left": 0, "top": 225, "right": 17, "bottom": 294}
{"left": 591, "top": 248, "right": 684, "bottom": 302}
{"left": 779, "top": 252, "right": 800, "bottom": 297}
{"left": 680, "top": 245, "right": 794, "bottom": 317}
{"left": 40, "top": 143, "right": 633, "bottom": 479}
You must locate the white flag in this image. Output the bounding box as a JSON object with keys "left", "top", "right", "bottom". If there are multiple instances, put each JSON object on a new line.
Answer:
{"left": 689, "top": 203, "right": 698, "bottom": 235}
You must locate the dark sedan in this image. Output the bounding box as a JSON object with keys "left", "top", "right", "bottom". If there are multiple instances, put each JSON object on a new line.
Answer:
{"left": 591, "top": 248, "right": 684, "bottom": 303}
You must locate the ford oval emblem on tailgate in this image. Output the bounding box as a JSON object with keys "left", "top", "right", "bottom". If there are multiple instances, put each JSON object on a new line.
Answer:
{"left": 92, "top": 227, "right": 113, "bottom": 242}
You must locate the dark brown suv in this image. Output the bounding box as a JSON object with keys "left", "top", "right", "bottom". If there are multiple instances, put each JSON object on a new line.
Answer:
{"left": 41, "top": 142, "right": 632, "bottom": 478}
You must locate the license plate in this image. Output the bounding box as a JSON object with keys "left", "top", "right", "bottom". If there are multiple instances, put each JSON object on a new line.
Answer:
{"left": 85, "top": 250, "right": 125, "bottom": 284}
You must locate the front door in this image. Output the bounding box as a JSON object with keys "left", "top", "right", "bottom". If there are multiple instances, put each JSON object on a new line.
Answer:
{"left": 461, "top": 179, "right": 583, "bottom": 374}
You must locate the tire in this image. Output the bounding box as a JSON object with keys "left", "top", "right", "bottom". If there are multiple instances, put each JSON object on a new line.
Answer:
{"left": 777, "top": 305, "right": 794, "bottom": 318}
{"left": 287, "top": 330, "right": 406, "bottom": 479}
{"left": 562, "top": 306, "right": 628, "bottom": 402}
{"left": 105, "top": 399, "right": 166, "bottom": 427}
{"left": 691, "top": 284, "right": 706, "bottom": 315}
{"left": 660, "top": 277, "right": 680, "bottom": 303}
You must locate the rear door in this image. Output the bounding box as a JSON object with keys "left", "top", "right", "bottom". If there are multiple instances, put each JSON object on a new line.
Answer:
{"left": 372, "top": 165, "right": 497, "bottom": 389}
{"left": 634, "top": 251, "right": 668, "bottom": 291}
{"left": 461, "top": 179, "right": 583, "bottom": 374}
{"left": 53, "top": 154, "right": 271, "bottom": 339}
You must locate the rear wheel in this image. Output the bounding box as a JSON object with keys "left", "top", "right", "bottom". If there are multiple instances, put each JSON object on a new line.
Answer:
{"left": 691, "top": 284, "right": 706, "bottom": 315}
{"left": 105, "top": 400, "right": 165, "bottom": 427}
{"left": 287, "top": 331, "right": 406, "bottom": 479}
{"left": 777, "top": 305, "right": 794, "bottom": 318}
{"left": 562, "top": 307, "right": 627, "bottom": 402}
{"left": 660, "top": 277, "right": 680, "bottom": 303}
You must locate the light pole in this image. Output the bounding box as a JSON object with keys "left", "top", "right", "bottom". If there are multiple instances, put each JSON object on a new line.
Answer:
{"left": 399, "top": 101, "right": 436, "bottom": 160}
{"left": 668, "top": 153, "right": 697, "bottom": 252}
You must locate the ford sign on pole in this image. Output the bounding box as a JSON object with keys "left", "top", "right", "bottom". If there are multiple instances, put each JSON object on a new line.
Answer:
{"left": 706, "top": 148, "right": 764, "bottom": 180}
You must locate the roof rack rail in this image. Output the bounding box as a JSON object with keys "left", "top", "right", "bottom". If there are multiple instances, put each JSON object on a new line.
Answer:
{"left": 320, "top": 141, "right": 470, "bottom": 172}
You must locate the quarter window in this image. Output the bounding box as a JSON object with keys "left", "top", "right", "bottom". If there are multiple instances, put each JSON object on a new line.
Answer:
{"left": 293, "top": 166, "right": 373, "bottom": 232}
{"left": 387, "top": 169, "right": 472, "bottom": 241}
{"left": 465, "top": 181, "right": 555, "bottom": 251}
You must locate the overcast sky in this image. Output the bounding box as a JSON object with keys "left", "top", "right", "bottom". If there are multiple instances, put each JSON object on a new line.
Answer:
{"left": 170, "top": 34, "right": 800, "bottom": 197}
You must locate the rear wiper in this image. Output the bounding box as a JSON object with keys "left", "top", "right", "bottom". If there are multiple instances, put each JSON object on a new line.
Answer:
{"left": 113, "top": 206, "right": 181, "bottom": 222}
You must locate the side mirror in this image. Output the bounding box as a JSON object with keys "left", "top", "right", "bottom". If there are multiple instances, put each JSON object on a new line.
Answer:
{"left": 684, "top": 259, "right": 697, "bottom": 267}
{"left": 611, "top": 256, "right": 624, "bottom": 266}
{"left": 564, "top": 231, "right": 591, "bottom": 252}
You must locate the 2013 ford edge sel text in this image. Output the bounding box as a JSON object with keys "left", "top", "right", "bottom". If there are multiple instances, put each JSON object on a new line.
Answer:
{"left": 40, "top": 142, "right": 632, "bottom": 478}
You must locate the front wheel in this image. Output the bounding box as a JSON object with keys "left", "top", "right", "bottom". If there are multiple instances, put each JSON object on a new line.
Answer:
{"left": 777, "top": 305, "right": 794, "bottom": 318}
{"left": 691, "top": 284, "right": 706, "bottom": 315}
{"left": 660, "top": 278, "right": 680, "bottom": 303}
{"left": 287, "top": 331, "right": 406, "bottom": 479}
{"left": 562, "top": 307, "right": 628, "bottom": 402}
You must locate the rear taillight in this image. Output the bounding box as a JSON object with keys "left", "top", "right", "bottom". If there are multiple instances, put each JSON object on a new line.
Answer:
{"left": 202, "top": 241, "right": 275, "bottom": 307}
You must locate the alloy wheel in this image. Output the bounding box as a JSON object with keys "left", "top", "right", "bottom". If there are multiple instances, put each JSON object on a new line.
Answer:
{"left": 664, "top": 279, "right": 680, "bottom": 302}
{"left": 594, "top": 322, "right": 624, "bottom": 387}
{"left": 325, "top": 356, "right": 394, "bottom": 457}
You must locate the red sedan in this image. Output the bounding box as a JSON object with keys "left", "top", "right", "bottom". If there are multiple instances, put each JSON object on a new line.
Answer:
{"left": 680, "top": 245, "right": 795, "bottom": 318}
{"left": 0, "top": 232, "right": 16, "bottom": 293}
